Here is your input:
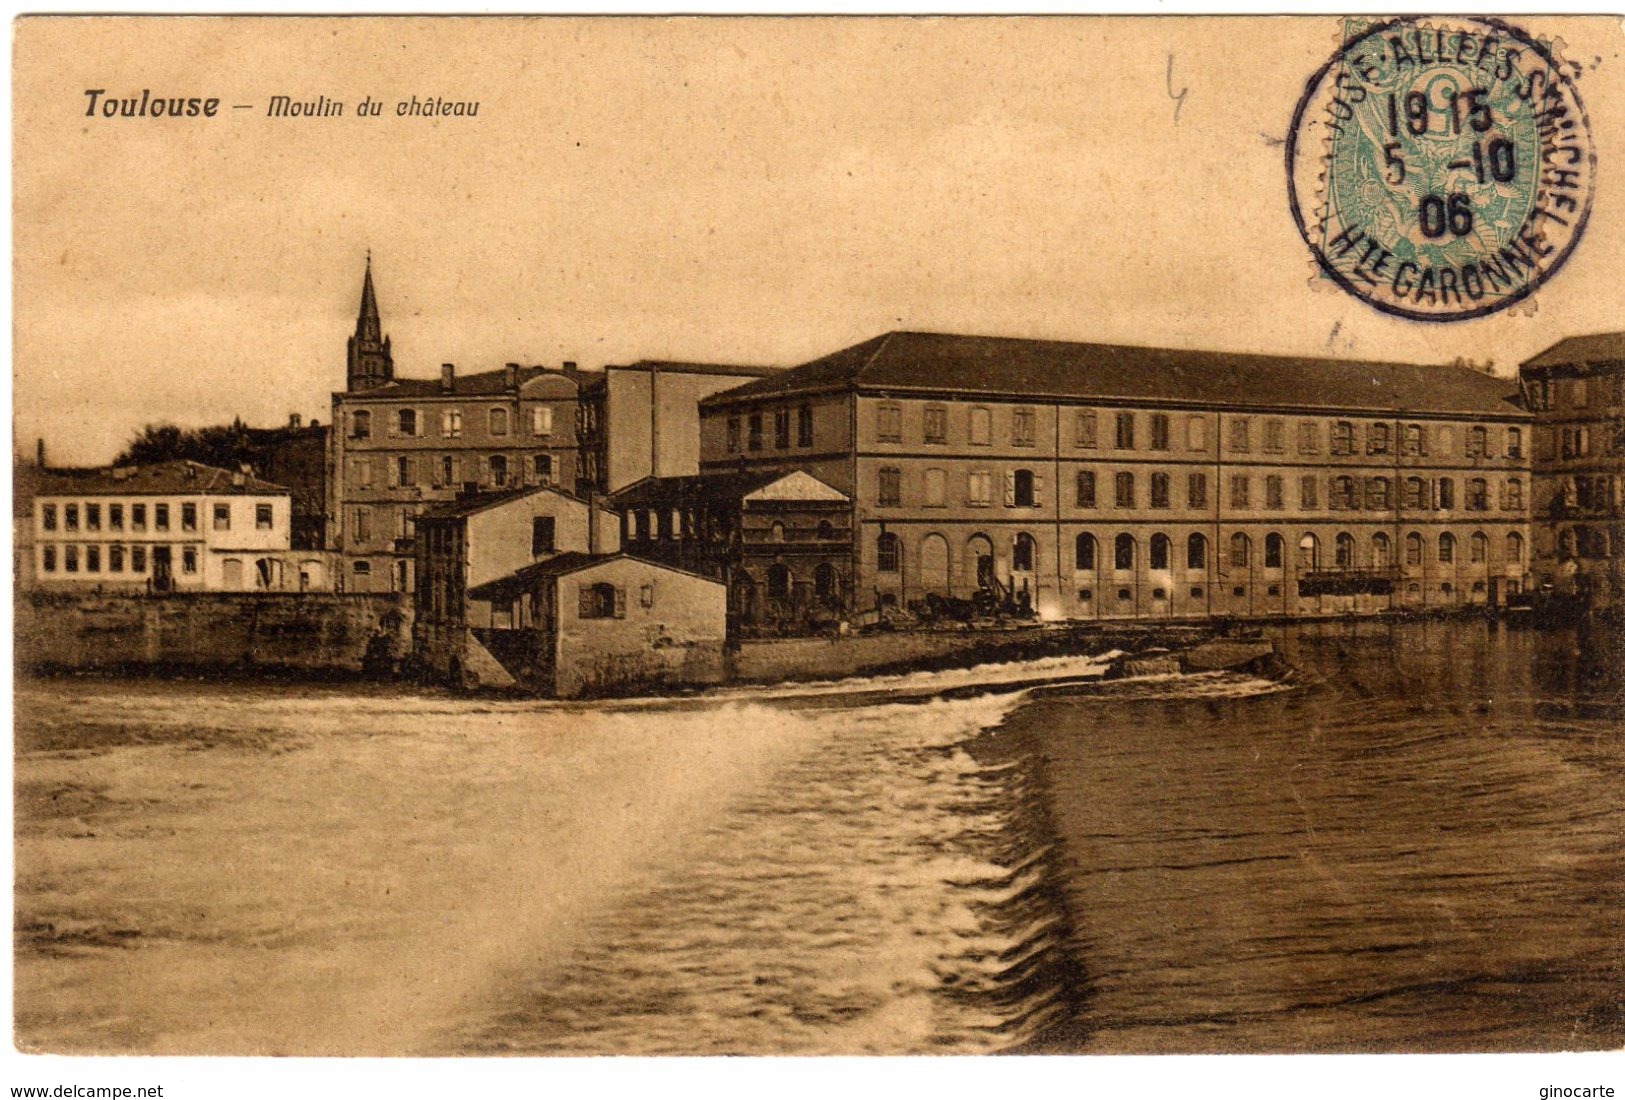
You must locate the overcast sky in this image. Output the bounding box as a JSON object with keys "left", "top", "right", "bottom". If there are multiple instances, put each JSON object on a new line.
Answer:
{"left": 14, "top": 15, "right": 1625, "bottom": 464}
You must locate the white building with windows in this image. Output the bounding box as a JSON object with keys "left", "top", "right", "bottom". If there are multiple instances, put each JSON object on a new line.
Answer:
{"left": 29, "top": 461, "right": 324, "bottom": 592}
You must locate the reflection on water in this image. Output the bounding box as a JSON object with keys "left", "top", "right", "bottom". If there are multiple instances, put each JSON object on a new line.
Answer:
{"left": 13, "top": 620, "right": 1622, "bottom": 1054}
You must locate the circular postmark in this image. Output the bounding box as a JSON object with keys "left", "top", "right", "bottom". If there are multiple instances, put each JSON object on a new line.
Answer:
{"left": 1287, "top": 16, "right": 1595, "bottom": 322}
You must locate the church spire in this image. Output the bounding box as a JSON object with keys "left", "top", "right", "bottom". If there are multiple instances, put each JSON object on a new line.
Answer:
{"left": 346, "top": 251, "right": 393, "bottom": 391}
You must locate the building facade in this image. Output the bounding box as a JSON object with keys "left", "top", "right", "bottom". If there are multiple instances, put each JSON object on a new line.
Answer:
{"left": 28, "top": 461, "right": 317, "bottom": 592}
{"left": 328, "top": 262, "right": 584, "bottom": 593}
{"left": 574, "top": 360, "right": 781, "bottom": 495}
{"left": 700, "top": 331, "right": 1533, "bottom": 622}
{"left": 1519, "top": 332, "right": 1625, "bottom": 609}
{"left": 609, "top": 469, "right": 852, "bottom": 633}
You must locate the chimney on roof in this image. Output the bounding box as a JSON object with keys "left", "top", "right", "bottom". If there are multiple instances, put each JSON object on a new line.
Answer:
{"left": 288, "top": 412, "right": 303, "bottom": 429}
{"left": 562, "top": 361, "right": 579, "bottom": 380}
{"left": 34, "top": 438, "right": 44, "bottom": 468}
{"left": 505, "top": 363, "right": 520, "bottom": 390}
{"left": 441, "top": 363, "right": 455, "bottom": 392}
{"left": 232, "top": 472, "right": 245, "bottom": 487}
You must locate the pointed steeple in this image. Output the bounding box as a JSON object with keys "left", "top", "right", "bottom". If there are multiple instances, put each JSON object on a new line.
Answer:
{"left": 346, "top": 251, "right": 394, "bottom": 391}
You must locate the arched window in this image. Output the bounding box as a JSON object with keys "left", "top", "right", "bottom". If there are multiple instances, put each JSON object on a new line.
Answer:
{"left": 1405, "top": 477, "right": 1427, "bottom": 510}
{"left": 920, "top": 533, "right": 950, "bottom": 591}
{"left": 1467, "top": 478, "right": 1489, "bottom": 511}
{"left": 351, "top": 410, "right": 372, "bottom": 439}
{"left": 1335, "top": 532, "right": 1356, "bottom": 569}
{"left": 489, "top": 407, "right": 509, "bottom": 436}
{"left": 1114, "top": 533, "right": 1135, "bottom": 571}
{"left": 1150, "top": 533, "right": 1171, "bottom": 570}
{"left": 1470, "top": 532, "right": 1488, "bottom": 564}
{"left": 1298, "top": 533, "right": 1319, "bottom": 570}
{"left": 1013, "top": 533, "right": 1036, "bottom": 572}
{"left": 1403, "top": 424, "right": 1426, "bottom": 455}
{"left": 488, "top": 454, "right": 508, "bottom": 486}
{"left": 1438, "top": 532, "right": 1455, "bottom": 563}
{"left": 1187, "top": 533, "right": 1207, "bottom": 570}
{"left": 1507, "top": 427, "right": 1523, "bottom": 458}
{"left": 1332, "top": 476, "right": 1358, "bottom": 510}
{"left": 767, "top": 563, "right": 792, "bottom": 599}
{"left": 876, "top": 533, "right": 900, "bottom": 573}
{"left": 814, "top": 563, "right": 839, "bottom": 600}
{"left": 1371, "top": 532, "right": 1392, "bottom": 568}
{"left": 1506, "top": 531, "right": 1524, "bottom": 563}
{"left": 1405, "top": 532, "right": 1424, "bottom": 566}
{"left": 1332, "top": 420, "right": 1355, "bottom": 454}
{"left": 1075, "top": 532, "right": 1096, "bottom": 571}
{"left": 1264, "top": 533, "right": 1284, "bottom": 569}
{"left": 1506, "top": 477, "right": 1524, "bottom": 510}
{"left": 1230, "top": 532, "right": 1250, "bottom": 568}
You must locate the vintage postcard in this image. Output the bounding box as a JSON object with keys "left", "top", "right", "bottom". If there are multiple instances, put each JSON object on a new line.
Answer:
{"left": 10, "top": 11, "right": 1624, "bottom": 1093}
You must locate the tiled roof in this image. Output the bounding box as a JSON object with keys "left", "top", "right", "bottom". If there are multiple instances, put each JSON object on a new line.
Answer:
{"left": 608, "top": 470, "right": 793, "bottom": 509}
{"left": 1521, "top": 333, "right": 1625, "bottom": 372}
{"left": 704, "top": 331, "right": 1526, "bottom": 417}
{"left": 615, "top": 360, "right": 781, "bottom": 378}
{"left": 31, "top": 460, "right": 288, "bottom": 497}
{"left": 468, "top": 551, "right": 721, "bottom": 600}
{"left": 342, "top": 365, "right": 563, "bottom": 400}
{"left": 416, "top": 484, "right": 592, "bottom": 522}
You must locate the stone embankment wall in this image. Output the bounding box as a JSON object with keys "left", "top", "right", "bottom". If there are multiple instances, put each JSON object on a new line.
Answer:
{"left": 15, "top": 592, "right": 411, "bottom": 676}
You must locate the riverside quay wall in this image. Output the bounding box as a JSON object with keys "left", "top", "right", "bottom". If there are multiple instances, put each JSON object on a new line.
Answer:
{"left": 15, "top": 591, "right": 411, "bottom": 676}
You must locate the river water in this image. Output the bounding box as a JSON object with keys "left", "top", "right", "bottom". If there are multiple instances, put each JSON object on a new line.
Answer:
{"left": 13, "top": 620, "right": 1621, "bottom": 1055}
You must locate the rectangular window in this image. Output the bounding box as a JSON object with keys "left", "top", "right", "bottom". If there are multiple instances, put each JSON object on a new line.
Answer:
{"left": 748, "top": 413, "right": 763, "bottom": 451}
{"left": 924, "top": 467, "right": 947, "bottom": 507}
{"left": 1188, "top": 472, "right": 1207, "bottom": 509}
{"left": 1300, "top": 476, "right": 1319, "bottom": 509}
{"left": 1264, "top": 419, "right": 1285, "bottom": 454}
{"left": 1367, "top": 477, "right": 1390, "bottom": 510}
{"left": 726, "top": 415, "right": 740, "bottom": 453}
{"left": 489, "top": 408, "right": 509, "bottom": 437}
{"left": 1075, "top": 470, "right": 1096, "bottom": 508}
{"left": 1229, "top": 418, "right": 1251, "bottom": 453}
{"left": 131, "top": 545, "right": 146, "bottom": 573}
{"left": 1367, "top": 423, "right": 1392, "bottom": 454}
{"left": 132, "top": 504, "right": 147, "bottom": 531}
{"left": 1467, "top": 426, "right": 1489, "bottom": 457}
{"left": 488, "top": 455, "right": 508, "bottom": 487}
{"left": 798, "top": 405, "right": 814, "bottom": 447}
{"left": 110, "top": 544, "right": 125, "bottom": 572}
{"left": 774, "top": 408, "right": 791, "bottom": 449}
{"left": 1011, "top": 408, "right": 1035, "bottom": 447}
{"left": 531, "top": 406, "right": 552, "bottom": 436}
{"left": 181, "top": 503, "right": 197, "bottom": 532}
{"left": 1150, "top": 472, "right": 1170, "bottom": 508}
{"left": 353, "top": 507, "right": 372, "bottom": 542}
{"left": 1075, "top": 409, "right": 1098, "bottom": 448}
{"left": 443, "top": 409, "right": 463, "bottom": 438}
{"left": 969, "top": 407, "right": 992, "bottom": 446}
{"left": 182, "top": 547, "right": 198, "bottom": 574}
{"left": 42, "top": 504, "right": 56, "bottom": 531}
{"left": 42, "top": 545, "right": 56, "bottom": 572}
{"left": 1187, "top": 416, "right": 1207, "bottom": 451}
{"left": 213, "top": 504, "right": 231, "bottom": 531}
{"left": 398, "top": 409, "right": 418, "bottom": 437}
{"left": 1332, "top": 422, "right": 1355, "bottom": 455}
{"left": 1114, "top": 412, "right": 1135, "bottom": 450}
{"left": 533, "top": 454, "right": 553, "bottom": 483}
{"left": 155, "top": 504, "right": 170, "bottom": 531}
{"left": 256, "top": 503, "right": 273, "bottom": 530}
{"left": 1404, "top": 478, "right": 1426, "bottom": 510}
{"left": 352, "top": 410, "right": 372, "bottom": 440}
{"left": 1437, "top": 478, "right": 1455, "bottom": 509}
{"left": 1114, "top": 471, "right": 1134, "bottom": 508}
{"left": 86, "top": 504, "right": 101, "bottom": 531}
{"left": 397, "top": 455, "right": 413, "bottom": 487}
{"left": 876, "top": 404, "right": 903, "bottom": 442}
{"left": 532, "top": 516, "right": 556, "bottom": 556}
{"left": 878, "top": 466, "right": 902, "bottom": 506}
{"left": 1401, "top": 424, "right": 1427, "bottom": 456}
{"left": 65, "top": 504, "right": 79, "bottom": 531}
{"left": 968, "top": 470, "right": 993, "bottom": 507}
{"left": 923, "top": 406, "right": 946, "bottom": 444}
{"left": 86, "top": 545, "right": 101, "bottom": 573}
{"left": 109, "top": 504, "right": 123, "bottom": 530}
{"left": 1150, "top": 414, "right": 1170, "bottom": 451}
{"left": 1297, "top": 422, "right": 1319, "bottom": 454}
{"left": 1266, "top": 475, "right": 1284, "bottom": 509}
{"left": 1467, "top": 478, "right": 1489, "bottom": 511}
{"left": 65, "top": 545, "right": 78, "bottom": 573}
{"left": 1230, "top": 475, "right": 1250, "bottom": 507}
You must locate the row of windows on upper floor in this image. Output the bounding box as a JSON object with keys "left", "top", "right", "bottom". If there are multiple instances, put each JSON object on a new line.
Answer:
{"left": 39, "top": 542, "right": 194, "bottom": 576}
{"left": 872, "top": 528, "right": 1525, "bottom": 575}
{"left": 40, "top": 501, "right": 275, "bottom": 534}
{"left": 872, "top": 467, "right": 1526, "bottom": 512}
{"left": 347, "top": 405, "right": 558, "bottom": 441}
{"left": 724, "top": 406, "right": 816, "bottom": 453}
{"left": 1545, "top": 422, "right": 1625, "bottom": 460}
{"left": 349, "top": 453, "right": 556, "bottom": 490}
{"left": 852, "top": 404, "right": 1522, "bottom": 459}
{"left": 1525, "top": 371, "right": 1625, "bottom": 413}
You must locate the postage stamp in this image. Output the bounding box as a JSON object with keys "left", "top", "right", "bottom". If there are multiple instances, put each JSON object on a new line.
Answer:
{"left": 1287, "top": 16, "right": 1595, "bottom": 322}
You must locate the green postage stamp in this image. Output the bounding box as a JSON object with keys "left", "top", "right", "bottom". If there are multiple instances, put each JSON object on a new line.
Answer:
{"left": 1288, "top": 16, "right": 1595, "bottom": 322}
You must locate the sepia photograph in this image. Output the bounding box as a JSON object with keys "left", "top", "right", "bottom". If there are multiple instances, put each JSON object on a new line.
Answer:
{"left": 8, "top": 10, "right": 1624, "bottom": 1095}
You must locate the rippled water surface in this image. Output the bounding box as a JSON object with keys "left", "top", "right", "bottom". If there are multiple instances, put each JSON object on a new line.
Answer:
{"left": 13, "top": 621, "right": 1621, "bottom": 1054}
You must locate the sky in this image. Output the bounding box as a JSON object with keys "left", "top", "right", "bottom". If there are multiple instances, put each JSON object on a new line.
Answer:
{"left": 13, "top": 15, "right": 1625, "bottom": 465}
